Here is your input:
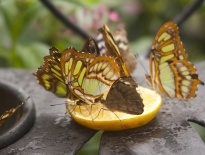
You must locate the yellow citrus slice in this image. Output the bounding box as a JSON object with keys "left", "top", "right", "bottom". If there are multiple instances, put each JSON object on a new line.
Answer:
{"left": 66, "top": 86, "right": 162, "bottom": 131}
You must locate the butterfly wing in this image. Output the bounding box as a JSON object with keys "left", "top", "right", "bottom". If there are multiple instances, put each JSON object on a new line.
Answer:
{"left": 60, "top": 47, "right": 121, "bottom": 105}
{"left": 147, "top": 21, "right": 204, "bottom": 100}
{"left": 105, "top": 77, "right": 144, "bottom": 115}
{"left": 81, "top": 36, "right": 100, "bottom": 55}
{"left": 34, "top": 47, "right": 75, "bottom": 99}
{"left": 97, "top": 28, "right": 137, "bottom": 73}
{"left": 35, "top": 37, "right": 101, "bottom": 101}
{"left": 98, "top": 25, "right": 144, "bottom": 114}
{"left": 152, "top": 21, "right": 188, "bottom": 60}
{"left": 98, "top": 25, "right": 130, "bottom": 77}
{"left": 169, "top": 60, "right": 204, "bottom": 99}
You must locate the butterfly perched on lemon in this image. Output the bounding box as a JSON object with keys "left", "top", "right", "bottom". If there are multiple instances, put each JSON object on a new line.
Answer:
{"left": 34, "top": 25, "right": 144, "bottom": 115}
{"left": 145, "top": 21, "right": 204, "bottom": 100}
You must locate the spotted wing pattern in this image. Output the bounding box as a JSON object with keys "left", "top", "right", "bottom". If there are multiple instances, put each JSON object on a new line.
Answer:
{"left": 146, "top": 21, "right": 204, "bottom": 100}
{"left": 34, "top": 37, "right": 101, "bottom": 100}
{"left": 60, "top": 47, "right": 121, "bottom": 105}
{"left": 34, "top": 47, "right": 74, "bottom": 99}
{"left": 97, "top": 28, "right": 137, "bottom": 73}
{"left": 98, "top": 25, "right": 130, "bottom": 77}
{"left": 98, "top": 25, "right": 144, "bottom": 114}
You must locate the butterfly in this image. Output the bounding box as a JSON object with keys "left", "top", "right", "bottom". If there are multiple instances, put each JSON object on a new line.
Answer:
{"left": 98, "top": 25, "right": 143, "bottom": 114}
{"left": 145, "top": 21, "right": 204, "bottom": 100}
{"left": 60, "top": 46, "right": 121, "bottom": 105}
{"left": 34, "top": 36, "right": 121, "bottom": 103}
{"left": 0, "top": 97, "right": 30, "bottom": 126}
{"left": 34, "top": 25, "right": 144, "bottom": 115}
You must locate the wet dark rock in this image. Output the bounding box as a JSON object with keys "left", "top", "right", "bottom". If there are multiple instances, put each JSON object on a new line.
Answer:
{"left": 99, "top": 61, "right": 205, "bottom": 155}
{"left": 0, "top": 69, "right": 97, "bottom": 155}
{"left": 0, "top": 61, "right": 204, "bottom": 155}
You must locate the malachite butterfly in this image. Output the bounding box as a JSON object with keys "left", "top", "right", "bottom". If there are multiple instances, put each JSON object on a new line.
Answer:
{"left": 34, "top": 25, "right": 144, "bottom": 115}
{"left": 98, "top": 25, "right": 143, "bottom": 114}
{"left": 145, "top": 21, "right": 204, "bottom": 100}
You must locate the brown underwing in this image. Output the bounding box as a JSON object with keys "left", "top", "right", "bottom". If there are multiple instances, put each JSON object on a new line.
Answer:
{"left": 104, "top": 76, "right": 144, "bottom": 115}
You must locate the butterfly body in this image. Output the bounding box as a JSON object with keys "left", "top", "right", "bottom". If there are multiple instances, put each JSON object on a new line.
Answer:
{"left": 146, "top": 21, "right": 204, "bottom": 100}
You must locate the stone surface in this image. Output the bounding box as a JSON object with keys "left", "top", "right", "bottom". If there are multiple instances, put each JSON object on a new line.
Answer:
{"left": 99, "top": 61, "right": 205, "bottom": 155}
{"left": 0, "top": 69, "right": 97, "bottom": 155}
{"left": 0, "top": 61, "right": 204, "bottom": 155}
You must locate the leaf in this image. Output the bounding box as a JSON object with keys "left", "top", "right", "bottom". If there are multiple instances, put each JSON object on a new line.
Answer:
{"left": 130, "top": 36, "right": 153, "bottom": 54}
{"left": 15, "top": 42, "right": 50, "bottom": 69}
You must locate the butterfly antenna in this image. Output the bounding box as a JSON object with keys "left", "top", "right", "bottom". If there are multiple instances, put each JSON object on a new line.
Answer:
{"left": 134, "top": 54, "right": 149, "bottom": 75}
{"left": 17, "top": 96, "right": 30, "bottom": 108}
{"left": 50, "top": 103, "right": 66, "bottom": 106}
{"left": 22, "top": 96, "right": 30, "bottom": 103}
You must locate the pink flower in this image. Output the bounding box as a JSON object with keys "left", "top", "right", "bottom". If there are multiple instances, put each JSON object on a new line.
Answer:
{"left": 97, "top": 5, "right": 107, "bottom": 19}
{"left": 108, "top": 11, "right": 121, "bottom": 22}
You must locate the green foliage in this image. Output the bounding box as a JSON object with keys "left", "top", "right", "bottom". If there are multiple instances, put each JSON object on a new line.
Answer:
{"left": 77, "top": 131, "right": 102, "bottom": 155}
{"left": 0, "top": 0, "right": 84, "bottom": 68}
{"left": 189, "top": 121, "right": 205, "bottom": 142}
{"left": 0, "top": 0, "right": 205, "bottom": 69}
{"left": 130, "top": 36, "right": 153, "bottom": 54}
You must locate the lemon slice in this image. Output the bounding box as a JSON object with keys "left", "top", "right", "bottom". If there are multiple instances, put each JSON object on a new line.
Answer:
{"left": 66, "top": 87, "right": 162, "bottom": 131}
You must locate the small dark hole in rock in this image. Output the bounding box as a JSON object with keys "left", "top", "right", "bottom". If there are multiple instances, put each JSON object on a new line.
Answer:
{"left": 0, "top": 81, "right": 35, "bottom": 150}
{"left": 76, "top": 131, "right": 103, "bottom": 155}
{"left": 188, "top": 120, "right": 205, "bottom": 142}
{"left": 0, "top": 86, "right": 24, "bottom": 135}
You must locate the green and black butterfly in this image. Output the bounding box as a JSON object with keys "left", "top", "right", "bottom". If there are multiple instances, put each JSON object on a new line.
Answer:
{"left": 34, "top": 25, "right": 144, "bottom": 115}
{"left": 145, "top": 21, "right": 204, "bottom": 100}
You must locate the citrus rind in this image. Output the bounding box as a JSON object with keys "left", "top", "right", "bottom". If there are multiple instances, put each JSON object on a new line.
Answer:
{"left": 66, "top": 86, "right": 162, "bottom": 131}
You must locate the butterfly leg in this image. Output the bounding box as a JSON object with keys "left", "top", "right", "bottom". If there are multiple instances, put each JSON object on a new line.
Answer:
{"left": 84, "top": 104, "right": 95, "bottom": 121}
{"left": 97, "top": 100, "right": 121, "bottom": 121}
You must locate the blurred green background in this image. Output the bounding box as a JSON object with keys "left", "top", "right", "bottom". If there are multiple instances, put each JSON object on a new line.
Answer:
{"left": 0, "top": 0, "right": 205, "bottom": 154}
{"left": 0, "top": 0, "right": 205, "bottom": 69}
